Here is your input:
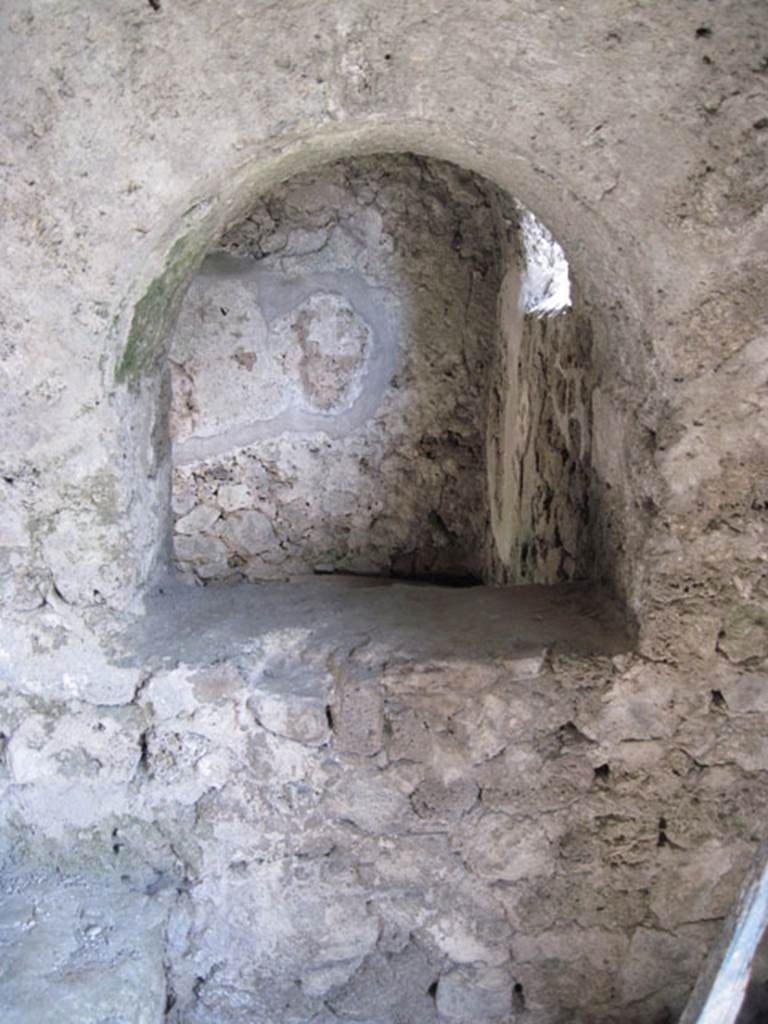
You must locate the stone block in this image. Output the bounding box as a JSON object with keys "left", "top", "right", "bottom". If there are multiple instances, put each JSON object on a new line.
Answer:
{"left": 385, "top": 705, "right": 432, "bottom": 762}
{"left": 6, "top": 704, "right": 143, "bottom": 785}
{"left": 459, "top": 813, "right": 553, "bottom": 883}
{"left": 175, "top": 503, "right": 221, "bottom": 534}
{"left": 452, "top": 693, "right": 509, "bottom": 764}
{"left": 218, "top": 510, "right": 275, "bottom": 556}
{"left": 216, "top": 483, "right": 252, "bottom": 512}
{"left": 174, "top": 532, "right": 228, "bottom": 566}
{"left": 410, "top": 776, "right": 479, "bottom": 821}
{"left": 248, "top": 688, "right": 329, "bottom": 746}
{"left": 332, "top": 677, "right": 384, "bottom": 756}
{"left": 326, "top": 946, "right": 437, "bottom": 1023}
{"left": 326, "top": 771, "right": 408, "bottom": 833}
{"left": 718, "top": 604, "right": 768, "bottom": 664}
{"left": 436, "top": 964, "right": 513, "bottom": 1022}
{"left": 0, "top": 875, "right": 168, "bottom": 1024}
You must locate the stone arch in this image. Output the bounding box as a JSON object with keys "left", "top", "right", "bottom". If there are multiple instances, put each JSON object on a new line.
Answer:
{"left": 106, "top": 117, "right": 652, "bottom": 618}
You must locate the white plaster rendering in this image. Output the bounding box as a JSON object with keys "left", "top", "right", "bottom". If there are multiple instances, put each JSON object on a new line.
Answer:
{"left": 170, "top": 263, "right": 394, "bottom": 457}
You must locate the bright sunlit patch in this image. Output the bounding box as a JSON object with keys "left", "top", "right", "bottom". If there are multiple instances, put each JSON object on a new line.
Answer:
{"left": 518, "top": 206, "right": 572, "bottom": 316}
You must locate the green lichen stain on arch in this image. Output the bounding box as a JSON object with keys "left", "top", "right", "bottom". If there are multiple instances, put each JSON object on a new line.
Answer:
{"left": 115, "top": 232, "right": 201, "bottom": 387}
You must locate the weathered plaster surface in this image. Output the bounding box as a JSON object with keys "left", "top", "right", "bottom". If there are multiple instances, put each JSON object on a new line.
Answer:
{"left": 1, "top": 579, "right": 766, "bottom": 1022}
{"left": 0, "top": 874, "right": 168, "bottom": 1024}
{"left": 1, "top": 1, "right": 767, "bottom": 1020}
{"left": 169, "top": 155, "right": 505, "bottom": 583}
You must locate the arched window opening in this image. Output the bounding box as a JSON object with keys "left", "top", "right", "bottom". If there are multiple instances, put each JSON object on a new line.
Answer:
{"left": 518, "top": 204, "right": 572, "bottom": 316}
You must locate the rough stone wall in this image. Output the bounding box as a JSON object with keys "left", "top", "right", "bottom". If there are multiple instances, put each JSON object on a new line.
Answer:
{"left": 169, "top": 155, "right": 505, "bottom": 584}
{"left": 1, "top": 580, "right": 766, "bottom": 1024}
{"left": 1, "top": 2, "right": 768, "bottom": 1022}
{"left": 488, "top": 295, "right": 593, "bottom": 584}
